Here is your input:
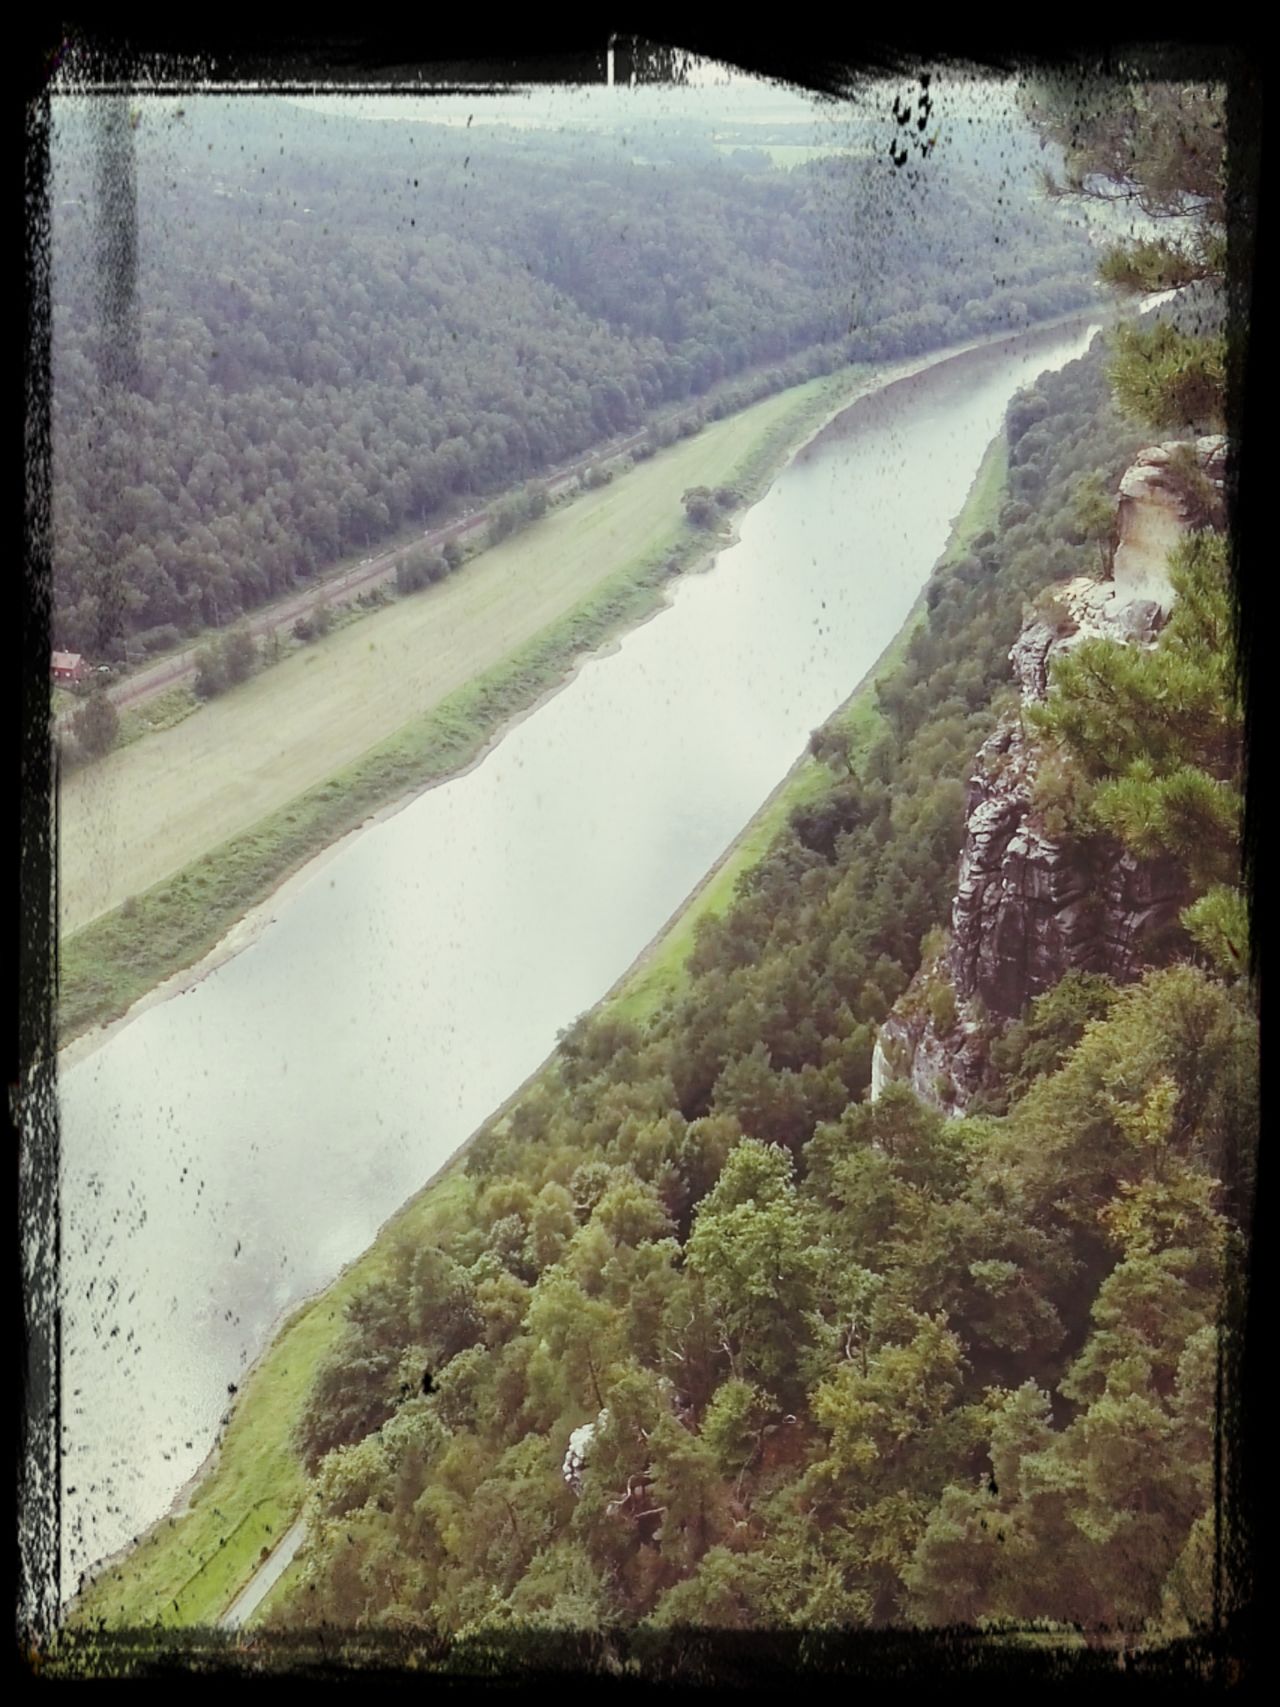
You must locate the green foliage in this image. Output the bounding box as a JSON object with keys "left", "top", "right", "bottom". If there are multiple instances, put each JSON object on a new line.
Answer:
{"left": 644, "top": 1545, "right": 765, "bottom": 1629}
{"left": 987, "top": 970, "right": 1120, "bottom": 1107}
{"left": 396, "top": 545, "right": 446, "bottom": 594}
{"left": 1092, "top": 759, "right": 1240, "bottom": 891}
{"left": 700, "top": 1378, "right": 773, "bottom": 1477}
{"left": 1107, "top": 322, "right": 1227, "bottom": 433}
{"left": 292, "top": 1322, "right": 403, "bottom": 1475}
{"left": 525, "top": 1270, "right": 627, "bottom": 1414}
{"left": 1097, "top": 236, "right": 1215, "bottom": 296}
{"left": 681, "top": 486, "right": 717, "bottom": 527}
{"left": 1069, "top": 469, "right": 1114, "bottom": 571}
{"left": 994, "top": 964, "right": 1256, "bottom": 1240}
{"left": 1163, "top": 443, "right": 1226, "bottom": 532}
{"left": 1030, "top": 530, "right": 1240, "bottom": 896}
{"left": 266, "top": 320, "right": 1253, "bottom": 1643}
{"left": 192, "top": 623, "right": 252, "bottom": 691}
{"left": 906, "top": 1222, "right": 1223, "bottom": 1635}
{"left": 221, "top": 624, "right": 257, "bottom": 684}
{"left": 1181, "top": 883, "right": 1249, "bottom": 979}
{"left": 1021, "top": 74, "right": 1226, "bottom": 434}
{"left": 502, "top": 1540, "right": 611, "bottom": 1631}
{"left": 808, "top": 723, "right": 855, "bottom": 776}
{"left": 927, "top": 980, "right": 957, "bottom": 1034}
{"left": 686, "top": 1141, "right": 823, "bottom": 1393}
{"left": 1021, "top": 77, "right": 1226, "bottom": 226}
{"left": 70, "top": 686, "right": 120, "bottom": 761}
{"left": 1027, "top": 745, "right": 1095, "bottom": 840}
{"left": 192, "top": 641, "right": 227, "bottom": 699}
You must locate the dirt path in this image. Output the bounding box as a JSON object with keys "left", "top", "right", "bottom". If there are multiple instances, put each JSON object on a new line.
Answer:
{"left": 65, "top": 432, "right": 652, "bottom": 728}
{"left": 56, "top": 392, "right": 800, "bottom": 936}
{"left": 219, "top": 1516, "right": 307, "bottom": 1630}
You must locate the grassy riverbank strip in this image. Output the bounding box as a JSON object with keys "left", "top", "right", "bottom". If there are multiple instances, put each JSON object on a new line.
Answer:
{"left": 59, "top": 368, "right": 869, "bottom": 1045}
{"left": 602, "top": 427, "right": 1008, "bottom": 1026}
{"left": 63, "top": 416, "right": 1009, "bottom": 1639}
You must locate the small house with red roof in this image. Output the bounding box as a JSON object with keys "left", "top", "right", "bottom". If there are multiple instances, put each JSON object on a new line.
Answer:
{"left": 52, "top": 651, "right": 88, "bottom": 685}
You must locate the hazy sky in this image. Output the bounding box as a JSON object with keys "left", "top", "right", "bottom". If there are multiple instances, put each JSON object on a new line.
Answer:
{"left": 68, "top": 47, "right": 1029, "bottom": 136}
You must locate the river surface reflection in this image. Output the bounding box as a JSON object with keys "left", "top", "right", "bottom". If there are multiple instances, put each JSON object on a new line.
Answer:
{"left": 58, "top": 319, "right": 1100, "bottom": 1596}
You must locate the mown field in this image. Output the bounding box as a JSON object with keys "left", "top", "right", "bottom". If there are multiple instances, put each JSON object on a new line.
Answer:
{"left": 712, "top": 141, "right": 870, "bottom": 168}
{"left": 59, "top": 381, "right": 835, "bottom": 939}
{"left": 62, "top": 419, "right": 1009, "bottom": 1639}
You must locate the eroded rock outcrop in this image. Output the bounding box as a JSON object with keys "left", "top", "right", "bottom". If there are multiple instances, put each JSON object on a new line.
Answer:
{"left": 872, "top": 436, "right": 1225, "bottom": 1116}
{"left": 1112, "top": 436, "right": 1228, "bottom": 604}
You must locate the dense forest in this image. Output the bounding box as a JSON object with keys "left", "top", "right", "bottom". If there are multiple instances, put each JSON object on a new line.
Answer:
{"left": 260, "top": 285, "right": 1252, "bottom": 1639}
{"left": 49, "top": 74, "right": 1252, "bottom": 1660}
{"left": 49, "top": 98, "right": 1098, "bottom": 657}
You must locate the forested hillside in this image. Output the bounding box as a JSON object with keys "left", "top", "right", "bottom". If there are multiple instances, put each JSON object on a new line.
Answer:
{"left": 49, "top": 98, "right": 1096, "bottom": 657}
{"left": 48, "top": 72, "right": 1254, "bottom": 1667}
{"left": 257, "top": 313, "right": 1252, "bottom": 1640}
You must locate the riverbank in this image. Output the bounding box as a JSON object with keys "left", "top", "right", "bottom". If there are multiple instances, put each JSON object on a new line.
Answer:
{"left": 62, "top": 382, "right": 1015, "bottom": 1636}
{"left": 605, "top": 426, "right": 1010, "bottom": 1029}
{"left": 58, "top": 314, "right": 1086, "bottom": 1051}
{"left": 56, "top": 371, "right": 845, "bottom": 1039}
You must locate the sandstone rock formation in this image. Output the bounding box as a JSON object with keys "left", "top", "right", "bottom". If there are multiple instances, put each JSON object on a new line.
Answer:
{"left": 871, "top": 436, "right": 1225, "bottom": 1116}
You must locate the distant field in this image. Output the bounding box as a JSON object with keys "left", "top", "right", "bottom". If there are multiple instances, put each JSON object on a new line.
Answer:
{"left": 58, "top": 382, "right": 826, "bottom": 939}
{"left": 712, "top": 141, "right": 864, "bottom": 167}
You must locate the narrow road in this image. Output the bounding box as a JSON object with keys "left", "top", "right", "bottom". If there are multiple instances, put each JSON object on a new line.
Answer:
{"left": 219, "top": 1515, "right": 308, "bottom": 1630}
{"left": 66, "top": 305, "right": 1132, "bottom": 731}
{"left": 70, "top": 427, "right": 650, "bottom": 728}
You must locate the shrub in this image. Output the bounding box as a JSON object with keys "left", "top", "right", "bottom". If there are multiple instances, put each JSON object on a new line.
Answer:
{"left": 487, "top": 495, "right": 524, "bottom": 547}
{"left": 928, "top": 981, "right": 958, "bottom": 1033}
{"left": 70, "top": 689, "right": 119, "bottom": 760}
{"left": 1029, "top": 748, "right": 1095, "bottom": 840}
{"left": 396, "top": 556, "right": 430, "bottom": 595}
{"left": 192, "top": 643, "right": 227, "bottom": 699}
{"left": 682, "top": 487, "right": 717, "bottom": 527}
{"left": 137, "top": 624, "right": 183, "bottom": 656}
{"left": 221, "top": 626, "right": 257, "bottom": 685}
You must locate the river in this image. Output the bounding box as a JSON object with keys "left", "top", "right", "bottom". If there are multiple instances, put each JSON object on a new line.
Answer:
{"left": 56, "top": 317, "right": 1100, "bottom": 1600}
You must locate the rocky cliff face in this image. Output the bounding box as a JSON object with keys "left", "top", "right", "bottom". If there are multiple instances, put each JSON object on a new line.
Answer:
{"left": 872, "top": 436, "right": 1225, "bottom": 1116}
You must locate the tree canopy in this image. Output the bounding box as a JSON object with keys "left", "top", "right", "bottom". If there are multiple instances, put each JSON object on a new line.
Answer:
{"left": 49, "top": 97, "right": 1097, "bottom": 660}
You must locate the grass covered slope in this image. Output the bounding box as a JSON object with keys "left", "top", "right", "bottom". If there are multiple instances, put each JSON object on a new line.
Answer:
{"left": 64, "top": 1167, "right": 476, "bottom": 1633}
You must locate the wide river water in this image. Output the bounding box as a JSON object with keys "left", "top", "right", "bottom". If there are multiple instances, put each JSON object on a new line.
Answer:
{"left": 57, "top": 318, "right": 1100, "bottom": 1598}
